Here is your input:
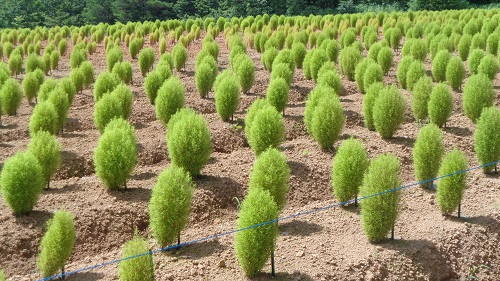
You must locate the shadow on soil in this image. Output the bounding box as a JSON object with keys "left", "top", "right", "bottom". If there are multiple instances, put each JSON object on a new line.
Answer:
{"left": 111, "top": 187, "right": 152, "bottom": 203}
{"left": 253, "top": 271, "right": 314, "bottom": 281}
{"left": 195, "top": 175, "right": 244, "bottom": 209}
{"left": 14, "top": 210, "right": 53, "bottom": 228}
{"left": 174, "top": 238, "right": 227, "bottom": 259}
{"left": 279, "top": 219, "right": 323, "bottom": 237}
{"left": 444, "top": 126, "right": 473, "bottom": 137}
{"left": 70, "top": 272, "right": 105, "bottom": 281}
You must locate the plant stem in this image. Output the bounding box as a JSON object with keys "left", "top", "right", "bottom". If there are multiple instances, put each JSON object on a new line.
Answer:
{"left": 391, "top": 226, "right": 395, "bottom": 240}
{"left": 271, "top": 250, "right": 275, "bottom": 277}
{"left": 458, "top": 201, "right": 461, "bottom": 218}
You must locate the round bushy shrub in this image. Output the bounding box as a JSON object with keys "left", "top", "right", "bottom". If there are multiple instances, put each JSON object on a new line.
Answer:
{"left": 304, "top": 86, "right": 336, "bottom": 134}
{"left": 236, "top": 58, "right": 255, "bottom": 94}
{"left": 360, "top": 153, "right": 402, "bottom": 243}
{"left": 339, "top": 46, "right": 362, "bottom": 81}
{"left": 436, "top": 148, "right": 468, "bottom": 216}
{"left": 69, "top": 47, "right": 86, "bottom": 69}
{"left": 22, "top": 71, "right": 40, "bottom": 103}
{"left": 112, "top": 84, "right": 133, "bottom": 119}
{"left": 373, "top": 86, "right": 406, "bottom": 138}
{"left": 59, "top": 78, "right": 76, "bottom": 105}
{"left": 468, "top": 49, "right": 485, "bottom": 75}
{"left": 47, "top": 87, "right": 70, "bottom": 132}
{"left": 144, "top": 70, "right": 164, "bottom": 104}
{"left": 331, "top": 138, "right": 369, "bottom": 204}
{"left": 413, "top": 124, "right": 444, "bottom": 188}
{"left": 474, "top": 106, "right": 500, "bottom": 174}
{"left": 70, "top": 68, "right": 85, "bottom": 94}
{"left": 406, "top": 60, "right": 426, "bottom": 91}
{"left": 79, "top": 61, "right": 95, "bottom": 89}
{"left": 477, "top": 54, "right": 499, "bottom": 80}
{"left": 377, "top": 46, "right": 393, "bottom": 75}
{"left": 118, "top": 232, "right": 154, "bottom": 281}
{"left": 155, "top": 76, "right": 185, "bottom": 126}
{"left": 486, "top": 32, "right": 499, "bottom": 56}
{"left": 244, "top": 99, "right": 268, "bottom": 141}
{"left": 271, "top": 62, "right": 293, "bottom": 86}
{"left": 138, "top": 47, "right": 155, "bottom": 77}
{"left": 235, "top": 188, "right": 279, "bottom": 277}
{"left": 93, "top": 119, "right": 137, "bottom": 189}
{"left": 291, "top": 42, "right": 307, "bottom": 68}
{"left": 463, "top": 74, "right": 495, "bottom": 123}
{"left": 248, "top": 148, "right": 290, "bottom": 210}
{"left": 195, "top": 62, "right": 215, "bottom": 99}
{"left": 445, "top": 57, "right": 465, "bottom": 91}
{"left": 363, "top": 63, "right": 384, "bottom": 94}
{"left": 1, "top": 78, "right": 22, "bottom": 115}
{"left": 317, "top": 69, "right": 342, "bottom": 95}
{"left": 411, "top": 76, "right": 433, "bottom": 122}
{"left": 58, "top": 39, "right": 68, "bottom": 56}
{"left": 310, "top": 96, "right": 344, "bottom": 150}
{"left": 273, "top": 49, "right": 294, "bottom": 71}
{"left": 50, "top": 51, "right": 60, "bottom": 71}
{"left": 247, "top": 105, "right": 285, "bottom": 155}
{"left": 326, "top": 40, "right": 340, "bottom": 62}
{"left": 457, "top": 34, "right": 472, "bottom": 61}
{"left": 128, "top": 38, "right": 141, "bottom": 59}
{"left": 172, "top": 44, "right": 187, "bottom": 72}
{"left": 363, "top": 82, "right": 384, "bottom": 131}
{"left": 93, "top": 94, "right": 123, "bottom": 133}
{"left": 0, "top": 152, "right": 44, "bottom": 215}
{"left": 262, "top": 47, "right": 278, "bottom": 72}
{"left": 106, "top": 46, "right": 123, "bottom": 72}
{"left": 410, "top": 39, "right": 427, "bottom": 61}
{"left": 112, "top": 61, "right": 134, "bottom": 85}
{"left": 428, "top": 83, "right": 453, "bottom": 128}
{"left": 215, "top": 73, "right": 240, "bottom": 121}
{"left": 25, "top": 54, "right": 45, "bottom": 73}
{"left": 37, "top": 210, "right": 76, "bottom": 278}
{"left": 431, "top": 50, "right": 451, "bottom": 83}
{"left": 309, "top": 49, "right": 328, "bottom": 82}
{"left": 367, "top": 42, "right": 382, "bottom": 62}
{"left": 38, "top": 79, "right": 58, "bottom": 102}
{"left": 29, "top": 102, "right": 58, "bottom": 136}
{"left": 93, "top": 72, "right": 120, "bottom": 102}
{"left": 354, "top": 58, "right": 373, "bottom": 94}
{"left": 396, "top": 56, "right": 414, "bottom": 89}
{"left": 149, "top": 165, "right": 194, "bottom": 246}
{"left": 167, "top": 108, "right": 212, "bottom": 176}
{"left": 27, "top": 130, "right": 61, "bottom": 189}
{"left": 266, "top": 78, "right": 289, "bottom": 114}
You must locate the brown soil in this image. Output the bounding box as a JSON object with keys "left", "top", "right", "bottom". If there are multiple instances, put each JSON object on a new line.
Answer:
{"left": 1, "top": 29, "right": 500, "bottom": 281}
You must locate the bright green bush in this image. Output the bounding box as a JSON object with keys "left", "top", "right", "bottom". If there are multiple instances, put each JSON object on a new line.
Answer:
{"left": 129, "top": 38, "right": 141, "bottom": 59}
{"left": 118, "top": 231, "right": 154, "bottom": 281}
{"left": 463, "top": 74, "right": 495, "bottom": 123}
{"left": 79, "top": 61, "right": 95, "bottom": 89}
{"left": 69, "top": 47, "right": 86, "bottom": 69}
{"left": 27, "top": 130, "right": 61, "bottom": 189}
{"left": 94, "top": 72, "right": 120, "bottom": 102}
{"left": 331, "top": 138, "right": 369, "bottom": 204}
{"left": 474, "top": 106, "right": 500, "bottom": 174}
{"left": 367, "top": 42, "right": 382, "bottom": 62}
{"left": 360, "top": 153, "right": 401, "bottom": 243}
{"left": 302, "top": 49, "right": 314, "bottom": 80}
{"left": 273, "top": 49, "right": 294, "bottom": 72}
{"left": 248, "top": 147, "right": 290, "bottom": 210}
{"left": 167, "top": 108, "right": 212, "bottom": 176}
{"left": 339, "top": 46, "right": 362, "bottom": 81}
{"left": 149, "top": 165, "right": 194, "bottom": 246}
{"left": 112, "top": 84, "right": 133, "bottom": 119}
{"left": 93, "top": 93, "right": 124, "bottom": 133}
{"left": 436, "top": 148, "right": 468, "bottom": 216}
{"left": 112, "top": 61, "right": 134, "bottom": 85}
{"left": 215, "top": 73, "right": 240, "bottom": 121}
{"left": 0, "top": 269, "right": 4, "bottom": 281}
{"left": 411, "top": 76, "right": 433, "bottom": 122}
{"left": 354, "top": 58, "right": 373, "bottom": 94}
{"left": 266, "top": 78, "right": 289, "bottom": 114}
{"left": 29, "top": 102, "right": 58, "bottom": 136}
{"left": 468, "top": 49, "right": 484, "bottom": 75}
{"left": 236, "top": 57, "right": 255, "bottom": 94}
{"left": 363, "top": 82, "right": 384, "bottom": 131}
{"left": 413, "top": 124, "right": 444, "bottom": 188}
{"left": 47, "top": 87, "right": 70, "bottom": 133}
{"left": 195, "top": 62, "right": 215, "bottom": 98}
{"left": 317, "top": 69, "right": 342, "bottom": 95}
{"left": 431, "top": 50, "right": 451, "bottom": 83}
{"left": 310, "top": 96, "right": 344, "bottom": 150}
{"left": 291, "top": 42, "right": 307, "bottom": 68}
{"left": 247, "top": 104, "right": 285, "bottom": 155}
{"left": 25, "top": 54, "right": 45, "bottom": 73}
{"left": 326, "top": 39, "right": 340, "bottom": 62}
{"left": 138, "top": 47, "right": 155, "bottom": 77}
{"left": 58, "top": 39, "right": 68, "bottom": 56}
{"left": 22, "top": 71, "right": 40, "bottom": 103}
{"left": 145, "top": 70, "right": 164, "bottom": 104}
{"left": 410, "top": 39, "right": 427, "bottom": 61}
{"left": 271, "top": 62, "right": 293, "bottom": 86}
{"left": 397, "top": 56, "right": 414, "bottom": 89}
{"left": 428, "top": 83, "right": 453, "bottom": 128}
{"left": 457, "top": 34, "right": 472, "bottom": 61}
{"left": 38, "top": 79, "right": 58, "bottom": 102}
{"left": 106, "top": 46, "right": 123, "bottom": 72}
{"left": 262, "top": 47, "right": 278, "bottom": 72}
{"left": 377, "top": 47, "right": 393, "bottom": 75}
{"left": 235, "top": 188, "right": 279, "bottom": 277}
{"left": 37, "top": 210, "right": 76, "bottom": 278}
{"left": 59, "top": 77, "right": 76, "bottom": 106}
{"left": 477, "top": 54, "right": 499, "bottom": 80}
{"left": 304, "top": 86, "right": 335, "bottom": 134}
{"left": 70, "top": 68, "right": 85, "bottom": 94}
{"left": 172, "top": 44, "right": 187, "bottom": 72}
{"left": 0, "top": 78, "right": 22, "bottom": 115}
{"left": 0, "top": 151, "right": 44, "bottom": 215}
{"left": 406, "top": 60, "right": 426, "bottom": 91}
{"left": 50, "top": 51, "right": 60, "bottom": 71}
{"left": 363, "top": 63, "right": 384, "bottom": 95}
{"left": 486, "top": 32, "right": 499, "bottom": 56}
{"left": 445, "top": 57, "right": 465, "bottom": 91}
{"left": 94, "top": 118, "right": 137, "bottom": 189}
{"left": 470, "top": 33, "right": 486, "bottom": 50}
{"left": 373, "top": 85, "right": 406, "bottom": 138}
{"left": 155, "top": 76, "right": 185, "bottom": 126}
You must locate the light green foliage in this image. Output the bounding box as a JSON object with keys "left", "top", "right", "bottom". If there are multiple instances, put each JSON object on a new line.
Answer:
{"left": 195, "top": 62, "right": 216, "bottom": 98}
{"left": 248, "top": 148, "right": 290, "bottom": 210}
{"left": 363, "top": 63, "right": 384, "bottom": 95}
{"left": 0, "top": 269, "right": 4, "bottom": 281}
{"left": 317, "top": 69, "right": 342, "bottom": 95}
{"left": 107, "top": 46, "right": 123, "bottom": 72}
{"left": 431, "top": 50, "right": 451, "bottom": 82}
{"left": 373, "top": 86, "right": 406, "bottom": 138}
{"left": 79, "top": 61, "right": 95, "bottom": 89}
{"left": 397, "top": 56, "right": 414, "bottom": 89}
{"left": 129, "top": 38, "right": 141, "bottom": 59}
{"left": 474, "top": 107, "right": 500, "bottom": 173}
{"left": 37, "top": 210, "right": 76, "bottom": 278}
{"left": 413, "top": 124, "right": 444, "bottom": 188}
{"left": 436, "top": 148, "right": 468, "bottom": 215}
{"left": 463, "top": 74, "right": 495, "bottom": 123}
{"left": 445, "top": 57, "right": 465, "bottom": 91}
{"left": 410, "top": 39, "right": 427, "bottom": 61}
{"left": 428, "top": 83, "right": 453, "bottom": 128}
{"left": 339, "top": 46, "right": 362, "bottom": 81}
{"left": 112, "top": 84, "right": 133, "bottom": 119}
{"left": 468, "top": 49, "right": 484, "bottom": 75}
{"left": 302, "top": 49, "right": 314, "bottom": 80}
{"left": 236, "top": 57, "right": 255, "bottom": 94}
{"left": 331, "top": 138, "right": 369, "bottom": 203}
{"left": 411, "top": 76, "right": 433, "bottom": 122}
{"left": 406, "top": 60, "right": 426, "bottom": 91}
{"left": 304, "top": 86, "right": 336, "bottom": 134}
{"left": 58, "top": 39, "right": 68, "bottom": 56}
{"left": 112, "top": 61, "right": 134, "bottom": 85}
{"left": 310, "top": 96, "right": 345, "bottom": 150}
{"left": 363, "top": 82, "right": 384, "bottom": 131}
{"left": 145, "top": 70, "right": 164, "bottom": 104}
{"left": 50, "top": 51, "right": 60, "bottom": 71}
{"left": 94, "top": 118, "right": 137, "bottom": 189}
{"left": 0, "top": 78, "right": 22, "bottom": 115}
{"left": 291, "top": 42, "right": 307, "bottom": 68}
{"left": 25, "top": 54, "right": 45, "bottom": 73}
{"left": 326, "top": 40, "right": 340, "bottom": 62}
{"left": 271, "top": 62, "right": 293, "bottom": 86}
{"left": 93, "top": 92, "right": 124, "bottom": 133}
{"left": 27, "top": 131, "right": 61, "bottom": 188}
{"left": 215, "top": 72, "right": 240, "bottom": 121}
{"left": 167, "top": 109, "right": 212, "bottom": 176}
{"left": 138, "top": 47, "right": 155, "bottom": 77}
{"left": 0, "top": 152, "right": 44, "bottom": 215}
{"left": 272, "top": 49, "right": 294, "bottom": 72}
{"left": 149, "top": 165, "right": 194, "bottom": 246}
{"left": 172, "top": 44, "right": 187, "bottom": 71}
{"left": 59, "top": 78, "right": 76, "bottom": 106}
{"left": 70, "top": 68, "right": 85, "bottom": 94}
{"left": 69, "top": 47, "right": 86, "bottom": 69}
{"left": 266, "top": 78, "right": 289, "bottom": 114}
{"left": 367, "top": 43, "right": 382, "bottom": 62}
{"left": 155, "top": 76, "right": 185, "bottom": 126}
{"left": 457, "top": 34, "right": 472, "bottom": 61}
{"left": 262, "top": 47, "right": 278, "bottom": 72}
{"left": 360, "top": 153, "right": 401, "bottom": 243}
{"left": 94, "top": 72, "right": 120, "bottom": 102}
{"left": 235, "top": 188, "right": 279, "bottom": 277}
{"left": 354, "top": 58, "right": 373, "bottom": 94}
{"left": 247, "top": 104, "right": 285, "bottom": 155}
{"left": 377, "top": 46, "right": 393, "bottom": 75}
{"left": 477, "top": 54, "right": 499, "bottom": 80}
{"left": 22, "top": 71, "right": 40, "bottom": 103}
{"left": 38, "top": 78, "right": 58, "bottom": 102}
{"left": 47, "top": 87, "right": 70, "bottom": 132}
{"left": 245, "top": 99, "right": 268, "bottom": 142}
{"left": 486, "top": 32, "right": 499, "bottom": 56}
{"left": 118, "top": 232, "right": 154, "bottom": 281}
{"left": 29, "top": 102, "right": 58, "bottom": 136}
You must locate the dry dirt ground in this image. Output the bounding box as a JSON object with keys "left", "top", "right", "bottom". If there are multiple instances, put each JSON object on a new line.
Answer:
{"left": 1, "top": 30, "right": 500, "bottom": 281}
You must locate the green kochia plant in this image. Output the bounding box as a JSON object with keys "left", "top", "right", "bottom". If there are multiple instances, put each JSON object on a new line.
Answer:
{"left": 436, "top": 148, "right": 468, "bottom": 217}
{"left": 235, "top": 188, "right": 279, "bottom": 277}
{"left": 410, "top": 76, "right": 433, "bottom": 123}
{"left": 445, "top": 57, "right": 465, "bottom": 91}
{"left": 172, "top": 44, "right": 187, "bottom": 72}
{"left": 27, "top": 131, "right": 61, "bottom": 189}
{"left": 118, "top": 231, "right": 154, "bottom": 281}
{"left": 93, "top": 71, "right": 120, "bottom": 102}
{"left": 474, "top": 107, "right": 500, "bottom": 174}
{"left": 246, "top": 101, "right": 285, "bottom": 155}
{"left": 431, "top": 50, "right": 451, "bottom": 83}
{"left": 266, "top": 78, "right": 289, "bottom": 114}
{"left": 0, "top": 151, "right": 45, "bottom": 215}
{"left": 339, "top": 46, "right": 362, "bottom": 81}
{"left": 354, "top": 58, "right": 373, "bottom": 94}
{"left": 0, "top": 78, "right": 22, "bottom": 115}
{"left": 138, "top": 47, "right": 155, "bottom": 77}
{"left": 463, "top": 74, "right": 495, "bottom": 123}
{"left": 236, "top": 56, "right": 255, "bottom": 94}
{"left": 144, "top": 70, "right": 164, "bottom": 104}
{"left": 93, "top": 94, "right": 124, "bottom": 134}
{"left": 406, "top": 60, "right": 426, "bottom": 91}
{"left": 248, "top": 148, "right": 290, "bottom": 210}
{"left": 166, "top": 108, "right": 212, "bottom": 176}
{"left": 396, "top": 56, "right": 414, "bottom": 89}
{"left": 331, "top": 138, "right": 369, "bottom": 205}
{"left": 149, "top": 165, "right": 194, "bottom": 246}
{"left": 373, "top": 85, "right": 406, "bottom": 139}
{"left": 214, "top": 72, "right": 240, "bottom": 121}
{"left": 310, "top": 96, "right": 345, "bottom": 150}
{"left": 47, "top": 87, "right": 70, "bottom": 133}
{"left": 413, "top": 124, "right": 445, "bottom": 189}
{"left": 29, "top": 102, "right": 58, "bottom": 136}
{"left": 360, "top": 153, "right": 402, "bottom": 243}
{"left": 363, "top": 82, "right": 384, "bottom": 131}
{"left": 93, "top": 119, "right": 137, "bottom": 190}
{"left": 22, "top": 71, "right": 41, "bottom": 103}
{"left": 37, "top": 210, "right": 76, "bottom": 279}
{"left": 155, "top": 76, "right": 185, "bottom": 126}
{"left": 428, "top": 83, "right": 453, "bottom": 128}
